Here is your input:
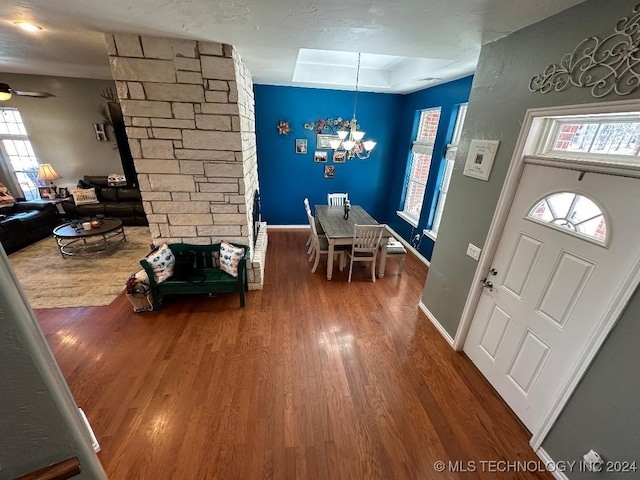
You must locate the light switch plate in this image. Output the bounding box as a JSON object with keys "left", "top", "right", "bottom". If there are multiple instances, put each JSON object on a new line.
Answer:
{"left": 466, "top": 243, "right": 481, "bottom": 261}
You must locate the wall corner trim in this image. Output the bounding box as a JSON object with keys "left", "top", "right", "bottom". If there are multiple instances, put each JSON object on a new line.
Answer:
{"left": 536, "top": 447, "right": 569, "bottom": 480}
{"left": 418, "top": 301, "right": 454, "bottom": 347}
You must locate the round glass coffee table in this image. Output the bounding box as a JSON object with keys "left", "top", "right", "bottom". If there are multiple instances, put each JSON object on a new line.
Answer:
{"left": 53, "top": 218, "right": 127, "bottom": 258}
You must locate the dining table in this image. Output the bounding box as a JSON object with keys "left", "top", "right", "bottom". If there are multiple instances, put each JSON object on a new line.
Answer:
{"left": 315, "top": 204, "right": 391, "bottom": 280}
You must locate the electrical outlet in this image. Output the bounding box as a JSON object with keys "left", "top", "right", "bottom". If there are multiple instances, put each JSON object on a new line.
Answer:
{"left": 466, "top": 243, "right": 481, "bottom": 261}
{"left": 583, "top": 450, "right": 604, "bottom": 472}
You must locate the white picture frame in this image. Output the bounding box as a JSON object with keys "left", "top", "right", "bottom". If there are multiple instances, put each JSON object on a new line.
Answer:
{"left": 332, "top": 151, "right": 346, "bottom": 163}
{"left": 317, "top": 134, "right": 340, "bottom": 149}
{"left": 463, "top": 139, "right": 500, "bottom": 181}
{"left": 295, "top": 138, "right": 307, "bottom": 154}
{"left": 313, "top": 150, "right": 328, "bottom": 163}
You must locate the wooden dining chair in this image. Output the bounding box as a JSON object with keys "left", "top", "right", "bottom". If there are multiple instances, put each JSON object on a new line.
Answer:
{"left": 347, "top": 224, "right": 386, "bottom": 282}
{"left": 304, "top": 197, "right": 325, "bottom": 257}
{"left": 327, "top": 192, "right": 349, "bottom": 206}
{"left": 303, "top": 197, "right": 314, "bottom": 254}
{"left": 307, "top": 211, "right": 346, "bottom": 274}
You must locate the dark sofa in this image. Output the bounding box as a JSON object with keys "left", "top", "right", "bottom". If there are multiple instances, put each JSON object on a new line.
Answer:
{"left": 0, "top": 201, "right": 59, "bottom": 254}
{"left": 61, "top": 175, "right": 148, "bottom": 226}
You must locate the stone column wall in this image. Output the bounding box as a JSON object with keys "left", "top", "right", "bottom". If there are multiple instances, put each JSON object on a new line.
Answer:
{"left": 104, "top": 34, "right": 265, "bottom": 289}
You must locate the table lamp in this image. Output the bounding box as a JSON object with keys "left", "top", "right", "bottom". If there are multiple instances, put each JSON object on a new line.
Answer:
{"left": 37, "top": 164, "right": 62, "bottom": 196}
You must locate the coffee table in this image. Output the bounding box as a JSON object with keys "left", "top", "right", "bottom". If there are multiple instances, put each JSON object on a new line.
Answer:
{"left": 53, "top": 218, "right": 127, "bottom": 258}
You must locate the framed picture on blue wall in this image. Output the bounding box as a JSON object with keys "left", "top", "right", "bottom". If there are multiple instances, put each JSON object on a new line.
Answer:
{"left": 317, "top": 134, "right": 340, "bottom": 149}
{"left": 314, "top": 151, "right": 328, "bottom": 163}
{"left": 324, "top": 165, "right": 335, "bottom": 179}
{"left": 333, "top": 151, "right": 346, "bottom": 163}
{"left": 295, "top": 138, "right": 307, "bottom": 154}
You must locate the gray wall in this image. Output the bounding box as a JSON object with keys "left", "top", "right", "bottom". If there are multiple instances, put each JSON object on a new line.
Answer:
{"left": 0, "top": 73, "right": 121, "bottom": 192}
{"left": 544, "top": 284, "right": 640, "bottom": 478}
{"left": 422, "top": 0, "right": 640, "bottom": 473}
{"left": 0, "top": 247, "right": 107, "bottom": 478}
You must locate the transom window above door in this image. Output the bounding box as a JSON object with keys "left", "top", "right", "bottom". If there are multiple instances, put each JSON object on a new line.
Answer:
{"left": 527, "top": 192, "right": 608, "bottom": 245}
{"left": 537, "top": 113, "right": 640, "bottom": 165}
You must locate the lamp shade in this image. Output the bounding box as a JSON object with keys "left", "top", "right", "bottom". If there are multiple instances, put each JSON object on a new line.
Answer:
{"left": 362, "top": 140, "right": 377, "bottom": 152}
{"left": 37, "top": 164, "right": 62, "bottom": 181}
{"left": 0, "top": 83, "right": 12, "bottom": 101}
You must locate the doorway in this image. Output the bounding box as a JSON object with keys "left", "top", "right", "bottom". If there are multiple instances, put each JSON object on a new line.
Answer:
{"left": 463, "top": 162, "right": 640, "bottom": 432}
{"left": 454, "top": 100, "right": 640, "bottom": 449}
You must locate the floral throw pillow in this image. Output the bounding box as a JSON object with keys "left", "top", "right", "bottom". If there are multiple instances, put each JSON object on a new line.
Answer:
{"left": 72, "top": 187, "right": 100, "bottom": 206}
{"left": 219, "top": 241, "right": 245, "bottom": 278}
{"left": 146, "top": 243, "right": 175, "bottom": 283}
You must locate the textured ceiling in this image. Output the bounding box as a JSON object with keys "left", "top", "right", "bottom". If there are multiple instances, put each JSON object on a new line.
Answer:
{"left": 1, "top": 0, "right": 585, "bottom": 93}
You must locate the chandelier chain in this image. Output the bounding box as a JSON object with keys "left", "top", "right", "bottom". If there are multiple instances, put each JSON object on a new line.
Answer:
{"left": 353, "top": 53, "right": 361, "bottom": 120}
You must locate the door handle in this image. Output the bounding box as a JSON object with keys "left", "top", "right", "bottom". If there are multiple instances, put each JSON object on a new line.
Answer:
{"left": 481, "top": 267, "right": 497, "bottom": 291}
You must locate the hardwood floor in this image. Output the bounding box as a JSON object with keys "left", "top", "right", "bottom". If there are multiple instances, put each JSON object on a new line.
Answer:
{"left": 36, "top": 230, "right": 552, "bottom": 479}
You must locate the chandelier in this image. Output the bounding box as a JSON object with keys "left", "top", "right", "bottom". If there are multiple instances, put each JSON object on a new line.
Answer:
{"left": 329, "top": 53, "right": 377, "bottom": 159}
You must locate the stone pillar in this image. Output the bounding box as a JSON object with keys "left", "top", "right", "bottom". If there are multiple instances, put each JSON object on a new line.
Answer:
{"left": 105, "top": 34, "right": 265, "bottom": 289}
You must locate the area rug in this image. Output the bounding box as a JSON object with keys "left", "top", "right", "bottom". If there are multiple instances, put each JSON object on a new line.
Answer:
{"left": 9, "top": 227, "right": 153, "bottom": 309}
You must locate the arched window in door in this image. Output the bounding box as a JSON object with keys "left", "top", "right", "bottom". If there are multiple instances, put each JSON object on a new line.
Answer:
{"left": 527, "top": 192, "right": 608, "bottom": 245}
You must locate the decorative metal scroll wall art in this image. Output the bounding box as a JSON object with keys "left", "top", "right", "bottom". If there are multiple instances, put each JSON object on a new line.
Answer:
{"left": 529, "top": 4, "right": 640, "bottom": 98}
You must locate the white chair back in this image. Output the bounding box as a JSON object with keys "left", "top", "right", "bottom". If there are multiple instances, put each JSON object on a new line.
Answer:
{"left": 303, "top": 197, "right": 312, "bottom": 216}
{"left": 352, "top": 224, "right": 385, "bottom": 252}
{"left": 348, "top": 224, "right": 386, "bottom": 282}
{"left": 327, "top": 193, "right": 349, "bottom": 206}
{"left": 307, "top": 210, "right": 318, "bottom": 238}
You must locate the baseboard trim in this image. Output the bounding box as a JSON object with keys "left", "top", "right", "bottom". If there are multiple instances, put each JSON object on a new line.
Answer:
{"left": 267, "top": 225, "right": 309, "bottom": 230}
{"left": 79, "top": 408, "right": 101, "bottom": 453}
{"left": 418, "top": 301, "right": 454, "bottom": 347}
{"left": 385, "top": 226, "right": 430, "bottom": 267}
{"left": 536, "top": 447, "right": 568, "bottom": 480}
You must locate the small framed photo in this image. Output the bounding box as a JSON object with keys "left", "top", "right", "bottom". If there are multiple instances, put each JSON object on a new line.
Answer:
{"left": 463, "top": 139, "right": 500, "bottom": 181}
{"left": 317, "top": 134, "right": 340, "bottom": 149}
{"left": 333, "top": 151, "right": 346, "bottom": 163}
{"left": 314, "top": 150, "right": 328, "bottom": 163}
{"left": 295, "top": 138, "right": 307, "bottom": 154}
{"left": 324, "top": 164, "right": 335, "bottom": 179}
{"left": 38, "top": 186, "right": 56, "bottom": 200}
{"left": 57, "top": 187, "right": 69, "bottom": 198}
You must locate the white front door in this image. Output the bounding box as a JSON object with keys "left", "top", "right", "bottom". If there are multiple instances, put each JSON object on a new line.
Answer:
{"left": 464, "top": 163, "right": 640, "bottom": 433}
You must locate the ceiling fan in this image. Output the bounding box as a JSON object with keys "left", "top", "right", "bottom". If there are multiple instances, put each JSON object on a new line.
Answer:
{"left": 0, "top": 82, "right": 54, "bottom": 101}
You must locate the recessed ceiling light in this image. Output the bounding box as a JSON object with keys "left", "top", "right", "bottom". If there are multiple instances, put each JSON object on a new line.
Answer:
{"left": 14, "top": 22, "right": 43, "bottom": 32}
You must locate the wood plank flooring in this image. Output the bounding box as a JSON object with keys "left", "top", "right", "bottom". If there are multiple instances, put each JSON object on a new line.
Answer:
{"left": 35, "top": 230, "right": 552, "bottom": 479}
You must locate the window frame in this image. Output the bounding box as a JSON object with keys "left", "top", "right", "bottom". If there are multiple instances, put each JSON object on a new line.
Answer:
{"left": 0, "top": 107, "right": 41, "bottom": 200}
{"left": 397, "top": 107, "right": 442, "bottom": 228}
{"left": 427, "top": 103, "right": 468, "bottom": 238}
{"left": 525, "top": 190, "right": 611, "bottom": 248}
{"left": 537, "top": 113, "right": 640, "bottom": 165}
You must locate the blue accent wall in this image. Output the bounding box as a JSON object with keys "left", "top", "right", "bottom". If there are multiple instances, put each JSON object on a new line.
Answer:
{"left": 254, "top": 77, "right": 472, "bottom": 261}
{"left": 255, "top": 85, "right": 402, "bottom": 225}
{"left": 385, "top": 76, "right": 474, "bottom": 260}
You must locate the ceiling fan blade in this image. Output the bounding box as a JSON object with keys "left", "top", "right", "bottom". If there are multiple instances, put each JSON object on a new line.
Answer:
{"left": 13, "top": 90, "right": 55, "bottom": 98}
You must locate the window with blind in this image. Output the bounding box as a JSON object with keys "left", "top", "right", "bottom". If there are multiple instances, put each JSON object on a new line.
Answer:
{"left": 0, "top": 108, "right": 41, "bottom": 200}
{"left": 399, "top": 107, "right": 442, "bottom": 227}
{"left": 429, "top": 103, "right": 468, "bottom": 236}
